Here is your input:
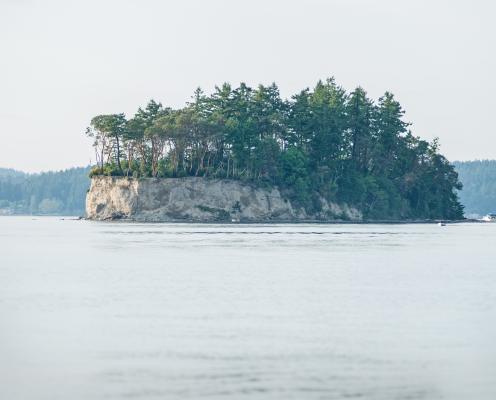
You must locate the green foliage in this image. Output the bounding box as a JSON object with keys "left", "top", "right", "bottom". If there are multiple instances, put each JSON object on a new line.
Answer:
{"left": 102, "top": 163, "right": 122, "bottom": 176}
{"left": 84, "top": 78, "right": 464, "bottom": 220}
{"left": 278, "top": 147, "right": 311, "bottom": 206}
{"left": 197, "top": 205, "right": 231, "bottom": 221}
{"left": 89, "top": 166, "right": 103, "bottom": 178}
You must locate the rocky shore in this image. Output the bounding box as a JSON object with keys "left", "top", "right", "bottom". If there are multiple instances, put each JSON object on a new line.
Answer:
{"left": 86, "top": 176, "right": 362, "bottom": 223}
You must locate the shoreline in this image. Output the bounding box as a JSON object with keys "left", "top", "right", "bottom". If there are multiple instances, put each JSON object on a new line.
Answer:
{"left": 83, "top": 217, "right": 483, "bottom": 224}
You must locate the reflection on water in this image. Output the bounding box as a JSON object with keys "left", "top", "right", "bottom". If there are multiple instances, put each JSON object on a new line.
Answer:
{"left": 1, "top": 217, "right": 495, "bottom": 399}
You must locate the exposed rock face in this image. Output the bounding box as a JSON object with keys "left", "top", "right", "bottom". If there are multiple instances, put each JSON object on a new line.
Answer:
{"left": 86, "top": 176, "right": 362, "bottom": 222}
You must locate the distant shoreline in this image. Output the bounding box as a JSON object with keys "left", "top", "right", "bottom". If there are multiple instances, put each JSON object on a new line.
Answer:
{"left": 82, "top": 217, "right": 482, "bottom": 224}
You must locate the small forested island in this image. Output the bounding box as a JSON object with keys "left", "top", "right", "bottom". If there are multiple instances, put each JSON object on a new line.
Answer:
{"left": 85, "top": 78, "right": 464, "bottom": 222}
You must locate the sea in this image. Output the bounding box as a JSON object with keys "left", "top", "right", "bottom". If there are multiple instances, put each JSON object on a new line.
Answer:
{"left": 1, "top": 217, "right": 495, "bottom": 399}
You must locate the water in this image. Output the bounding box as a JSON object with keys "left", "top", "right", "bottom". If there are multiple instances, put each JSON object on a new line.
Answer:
{"left": 1, "top": 217, "right": 495, "bottom": 399}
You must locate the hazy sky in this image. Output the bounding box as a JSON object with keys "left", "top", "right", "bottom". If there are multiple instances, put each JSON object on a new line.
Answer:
{"left": 1, "top": 0, "right": 494, "bottom": 172}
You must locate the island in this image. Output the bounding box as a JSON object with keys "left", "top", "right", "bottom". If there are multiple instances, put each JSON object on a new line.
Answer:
{"left": 85, "top": 78, "right": 464, "bottom": 222}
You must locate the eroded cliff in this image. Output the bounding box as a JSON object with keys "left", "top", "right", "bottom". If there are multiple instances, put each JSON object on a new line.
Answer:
{"left": 86, "top": 176, "right": 362, "bottom": 222}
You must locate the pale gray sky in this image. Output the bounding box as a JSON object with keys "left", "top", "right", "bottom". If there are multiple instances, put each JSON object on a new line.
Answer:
{"left": 1, "top": 0, "right": 494, "bottom": 172}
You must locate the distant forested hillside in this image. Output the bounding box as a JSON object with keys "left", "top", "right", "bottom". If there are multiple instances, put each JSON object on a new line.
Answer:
{"left": 453, "top": 160, "right": 496, "bottom": 216}
{"left": 0, "top": 168, "right": 26, "bottom": 180}
{"left": 0, "top": 167, "right": 90, "bottom": 215}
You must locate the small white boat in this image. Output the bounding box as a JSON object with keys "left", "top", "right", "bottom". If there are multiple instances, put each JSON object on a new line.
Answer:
{"left": 437, "top": 222, "right": 446, "bottom": 227}
{"left": 481, "top": 214, "right": 496, "bottom": 222}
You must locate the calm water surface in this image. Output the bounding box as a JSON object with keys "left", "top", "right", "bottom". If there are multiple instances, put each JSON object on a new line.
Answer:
{"left": 1, "top": 217, "right": 495, "bottom": 399}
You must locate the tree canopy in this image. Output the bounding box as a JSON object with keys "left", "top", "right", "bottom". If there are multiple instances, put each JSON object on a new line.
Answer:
{"left": 86, "top": 78, "right": 464, "bottom": 220}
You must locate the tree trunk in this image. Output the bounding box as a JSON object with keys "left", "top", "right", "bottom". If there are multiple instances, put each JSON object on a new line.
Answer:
{"left": 116, "top": 136, "right": 122, "bottom": 172}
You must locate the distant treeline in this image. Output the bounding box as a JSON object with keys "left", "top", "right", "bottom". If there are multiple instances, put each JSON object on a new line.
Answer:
{"left": 86, "top": 78, "right": 463, "bottom": 219}
{"left": 453, "top": 160, "right": 496, "bottom": 216}
{"left": 0, "top": 167, "right": 90, "bottom": 215}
